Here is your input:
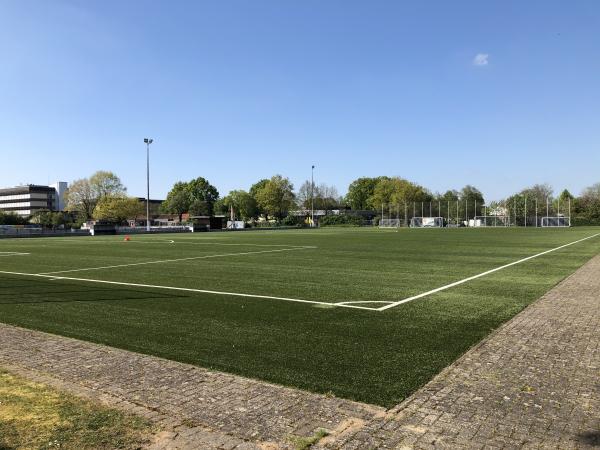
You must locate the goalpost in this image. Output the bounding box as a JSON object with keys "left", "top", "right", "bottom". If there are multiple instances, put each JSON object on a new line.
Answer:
{"left": 379, "top": 218, "right": 402, "bottom": 228}
{"left": 540, "top": 216, "right": 570, "bottom": 227}
{"left": 471, "top": 216, "right": 510, "bottom": 227}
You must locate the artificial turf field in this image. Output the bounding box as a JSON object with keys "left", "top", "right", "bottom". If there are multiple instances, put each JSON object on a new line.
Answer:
{"left": 0, "top": 227, "right": 599, "bottom": 407}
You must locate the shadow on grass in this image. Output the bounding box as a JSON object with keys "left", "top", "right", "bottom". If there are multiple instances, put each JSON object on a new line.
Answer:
{"left": 0, "top": 276, "right": 189, "bottom": 305}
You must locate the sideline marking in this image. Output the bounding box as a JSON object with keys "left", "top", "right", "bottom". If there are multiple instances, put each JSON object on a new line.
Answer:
{"left": 0, "top": 269, "right": 379, "bottom": 311}
{"left": 378, "top": 232, "right": 600, "bottom": 311}
{"left": 0, "top": 252, "right": 30, "bottom": 257}
{"left": 39, "top": 247, "right": 316, "bottom": 275}
{"left": 34, "top": 238, "right": 315, "bottom": 249}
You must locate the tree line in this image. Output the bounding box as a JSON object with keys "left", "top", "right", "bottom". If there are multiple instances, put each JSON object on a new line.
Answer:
{"left": 2, "top": 171, "right": 600, "bottom": 226}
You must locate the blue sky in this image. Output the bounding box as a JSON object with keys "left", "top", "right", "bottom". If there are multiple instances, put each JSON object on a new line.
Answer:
{"left": 1, "top": 1, "right": 599, "bottom": 201}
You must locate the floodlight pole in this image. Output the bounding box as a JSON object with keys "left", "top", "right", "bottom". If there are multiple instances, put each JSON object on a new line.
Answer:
{"left": 535, "top": 199, "right": 538, "bottom": 227}
{"left": 524, "top": 197, "right": 527, "bottom": 228}
{"left": 143, "top": 138, "right": 153, "bottom": 232}
{"left": 311, "top": 165, "right": 315, "bottom": 227}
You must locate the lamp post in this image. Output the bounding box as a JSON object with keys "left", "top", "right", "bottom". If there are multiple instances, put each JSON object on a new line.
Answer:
{"left": 311, "top": 165, "right": 315, "bottom": 227}
{"left": 143, "top": 138, "right": 153, "bottom": 232}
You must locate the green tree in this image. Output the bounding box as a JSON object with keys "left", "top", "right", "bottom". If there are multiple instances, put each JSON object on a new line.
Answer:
{"left": 93, "top": 196, "right": 144, "bottom": 223}
{"left": 186, "top": 177, "right": 219, "bottom": 215}
{"left": 0, "top": 212, "right": 28, "bottom": 225}
{"left": 458, "top": 185, "right": 485, "bottom": 219}
{"left": 219, "top": 190, "right": 258, "bottom": 220}
{"left": 346, "top": 177, "right": 383, "bottom": 210}
{"left": 162, "top": 182, "right": 190, "bottom": 221}
{"left": 369, "top": 177, "right": 431, "bottom": 209}
{"left": 89, "top": 171, "right": 127, "bottom": 199}
{"left": 65, "top": 171, "right": 126, "bottom": 220}
{"left": 65, "top": 178, "right": 96, "bottom": 219}
{"left": 254, "top": 175, "right": 295, "bottom": 220}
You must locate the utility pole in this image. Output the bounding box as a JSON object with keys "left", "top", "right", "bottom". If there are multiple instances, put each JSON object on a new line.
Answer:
{"left": 311, "top": 165, "right": 315, "bottom": 227}
{"left": 143, "top": 138, "right": 153, "bottom": 232}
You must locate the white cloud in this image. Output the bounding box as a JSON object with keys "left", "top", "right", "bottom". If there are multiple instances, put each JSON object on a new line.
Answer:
{"left": 473, "top": 53, "right": 489, "bottom": 66}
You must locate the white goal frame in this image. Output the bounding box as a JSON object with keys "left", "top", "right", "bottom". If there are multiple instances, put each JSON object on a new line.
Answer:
{"left": 410, "top": 217, "right": 444, "bottom": 228}
{"left": 540, "top": 216, "right": 571, "bottom": 227}
{"left": 472, "top": 215, "right": 510, "bottom": 227}
{"left": 379, "top": 218, "right": 403, "bottom": 228}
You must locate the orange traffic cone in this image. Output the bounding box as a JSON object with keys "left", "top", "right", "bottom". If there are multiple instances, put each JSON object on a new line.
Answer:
{"left": 124, "top": 236, "right": 131, "bottom": 241}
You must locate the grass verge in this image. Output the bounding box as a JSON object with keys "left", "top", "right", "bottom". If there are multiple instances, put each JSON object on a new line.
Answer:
{"left": 0, "top": 369, "right": 154, "bottom": 450}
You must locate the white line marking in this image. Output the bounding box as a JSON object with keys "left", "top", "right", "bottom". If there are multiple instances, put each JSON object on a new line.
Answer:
{"left": 0, "top": 252, "right": 30, "bottom": 257}
{"left": 378, "top": 232, "right": 600, "bottom": 311}
{"left": 39, "top": 247, "right": 316, "bottom": 275}
{"left": 335, "top": 301, "right": 395, "bottom": 305}
{"left": 0, "top": 269, "right": 379, "bottom": 311}
{"left": 35, "top": 238, "right": 315, "bottom": 249}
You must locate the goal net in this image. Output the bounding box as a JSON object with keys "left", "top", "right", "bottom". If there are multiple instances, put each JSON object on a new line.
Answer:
{"left": 471, "top": 216, "right": 510, "bottom": 227}
{"left": 540, "top": 216, "right": 570, "bottom": 227}
{"left": 379, "top": 218, "right": 402, "bottom": 228}
{"left": 410, "top": 217, "right": 444, "bottom": 228}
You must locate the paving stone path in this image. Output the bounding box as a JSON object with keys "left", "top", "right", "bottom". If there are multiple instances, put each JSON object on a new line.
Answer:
{"left": 1, "top": 254, "right": 599, "bottom": 449}
{"left": 0, "top": 325, "right": 384, "bottom": 449}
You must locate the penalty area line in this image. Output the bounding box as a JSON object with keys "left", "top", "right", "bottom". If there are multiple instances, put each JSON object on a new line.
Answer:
{"left": 0, "top": 269, "right": 379, "bottom": 311}
{"left": 378, "top": 232, "right": 600, "bottom": 311}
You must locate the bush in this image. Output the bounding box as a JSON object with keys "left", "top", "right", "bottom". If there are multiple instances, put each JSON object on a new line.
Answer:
{"left": 319, "top": 215, "right": 364, "bottom": 227}
{"left": 572, "top": 216, "right": 600, "bottom": 226}
{"left": 282, "top": 215, "right": 306, "bottom": 227}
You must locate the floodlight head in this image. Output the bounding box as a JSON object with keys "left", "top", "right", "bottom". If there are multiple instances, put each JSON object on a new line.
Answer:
{"left": 144, "top": 138, "right": 153, "bottom": 144}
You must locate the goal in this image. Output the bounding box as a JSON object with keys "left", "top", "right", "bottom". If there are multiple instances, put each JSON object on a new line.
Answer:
{"left": 410, "top": 217, "right": 444, "bottom": 228}
{"left": 379, "top": 218, "right": 403, "bottom": 228}
{"left": 540, "top": 216, "right": 570, "bottom": 227}
{"left": 471, "top": 216, "right": 510, "bottom": 227}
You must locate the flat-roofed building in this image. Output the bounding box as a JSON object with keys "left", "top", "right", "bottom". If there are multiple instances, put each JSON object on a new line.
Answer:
{"left": 0, "top": 183, "right": 68, "bottom": 217}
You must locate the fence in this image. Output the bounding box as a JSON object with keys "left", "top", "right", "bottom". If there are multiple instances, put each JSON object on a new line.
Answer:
{"left": 378, "top": 198, "right": 571, "bottom": 228}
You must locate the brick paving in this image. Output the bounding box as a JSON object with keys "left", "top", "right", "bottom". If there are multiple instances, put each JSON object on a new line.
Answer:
{"left": 1, "top": 254, "right": 599, "bottom": 449}
{"left": 0, "top": 324, "right": 383, "bottom": 449}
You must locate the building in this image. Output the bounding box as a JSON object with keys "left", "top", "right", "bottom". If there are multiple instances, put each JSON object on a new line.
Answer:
{"left": 0, "top": 182, "right": 68, "bottom": 217}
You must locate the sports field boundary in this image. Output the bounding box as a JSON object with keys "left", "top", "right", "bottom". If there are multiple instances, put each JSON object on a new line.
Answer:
{"left": 378, "top": 232, "right": 600, "bottom": 311}
{"left": 0, "top": 232, "right": 598, "bottom": 313}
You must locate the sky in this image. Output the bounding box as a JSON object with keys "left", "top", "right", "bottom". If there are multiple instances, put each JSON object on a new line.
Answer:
{"left": 1, "top": 0, "right": 599, "bottom": 202}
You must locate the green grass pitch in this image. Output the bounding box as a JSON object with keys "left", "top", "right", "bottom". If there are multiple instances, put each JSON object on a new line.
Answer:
{"left": 1, "top": 227, "right": 599, "bottom": 407}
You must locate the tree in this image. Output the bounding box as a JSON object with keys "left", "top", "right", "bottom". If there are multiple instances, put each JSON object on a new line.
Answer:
{"left": 296, "top": 181, "right": 313, "bottom": 209}
{"left": 162, "top": 182, "right": 190, "bottom": 221}
{"left": 219, "top": 190, "right": 257, "bottom": 220}
{"left": 504, "top": 185, "right": 550, "bottom": 226}
{"left": 65, "top": 171, "right": 126, "bottom": 220}
{"left": 0, "top": 212, "right": 28, "bottom": 225}
{"left": 314, "top": 184, "right": 340, "bottom": 212}
{"left": 254, "top": 175, "right": 295, "bottom": 219}
{"left": 250, "top": 179, "right": 270, "bottom": 216}
{"left": 581, "top": 183, "right": 600, "bottom": 200}
{"left": 186, "top": 177, "right": 219, "bottom": 215}
{"left": 346, "top": 177, "right": 385, "bottom": 210}
{"left": 65, "top": 178, "right": 96, "bottom": 219}
{"left": 297, "top": 182, "right": 340, "bottom": 212}
{"left": 369, "top": 177, "right": 431, "bottom": 209}
{"left": 457, "top": 185, "right": 485, "bottom": 218}
{"left": 89, "top": 171, "right": 126, "bottom": 199}
{"left": 93, "top": 196, "right": 144, "bottom": 223}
